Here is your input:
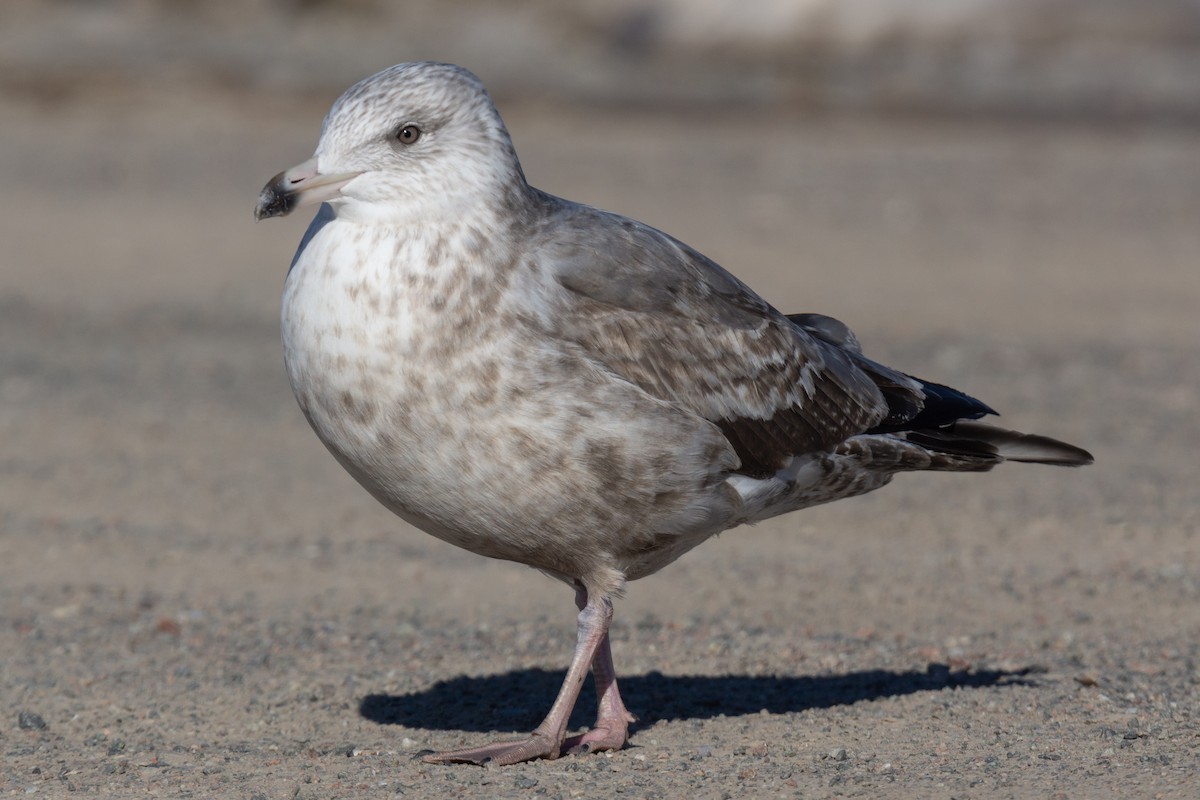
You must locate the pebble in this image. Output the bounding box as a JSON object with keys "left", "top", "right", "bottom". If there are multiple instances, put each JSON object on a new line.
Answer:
{"left": 17, "top": 711, "right": 47, "bottom": 731}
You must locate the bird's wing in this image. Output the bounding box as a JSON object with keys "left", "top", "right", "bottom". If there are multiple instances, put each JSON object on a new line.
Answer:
{"left": 536, "top": 202, "right": 890, "bottom": 477}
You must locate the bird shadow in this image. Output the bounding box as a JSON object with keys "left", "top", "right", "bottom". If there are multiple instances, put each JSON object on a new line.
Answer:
{"left": 359, "top": 664, "right": 1039, "bottom": 734}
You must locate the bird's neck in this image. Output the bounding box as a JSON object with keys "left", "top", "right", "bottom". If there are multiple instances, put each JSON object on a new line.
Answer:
{"left": 309, "top": 203, "right": 527, "bottom": 307}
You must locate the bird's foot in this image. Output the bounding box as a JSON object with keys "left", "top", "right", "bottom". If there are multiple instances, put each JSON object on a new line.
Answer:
{"left": 422, "top": 714, "right": 633, "bottom": 766}
{"left": 422, "top": 732, "right": 563, "bottom": 766}
{"left": 563, "top": 708, "right": 635, "bottom": 756}
{"left": 563, "top": 724, "right": 628, "bottom": 757}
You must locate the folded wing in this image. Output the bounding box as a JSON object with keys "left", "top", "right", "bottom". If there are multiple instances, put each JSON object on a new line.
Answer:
{"left": 538, "top": 202, "right": 890, "bottom": 477}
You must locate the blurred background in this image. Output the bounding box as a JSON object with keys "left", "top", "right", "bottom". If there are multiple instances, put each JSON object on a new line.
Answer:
{"left": 3, "top": 0, "right": 1198, "bottom": 665}
{"left": 1, "top": 2, "right": 1198, "bottom": 794}
{"left": 6, "top": 0, "right": 1200, "bottom": 117}
{"left": 3, "top": 0, "right": 1199, "bottom": 643}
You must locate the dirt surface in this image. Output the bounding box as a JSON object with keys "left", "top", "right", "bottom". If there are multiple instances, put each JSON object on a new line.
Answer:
{"left": 2, "top": 79, "right": 1198, "bottom": 798}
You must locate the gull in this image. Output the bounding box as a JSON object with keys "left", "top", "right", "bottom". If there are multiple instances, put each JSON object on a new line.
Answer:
{"left": 255, "top": 61, "right": 1092, "bottom": 766}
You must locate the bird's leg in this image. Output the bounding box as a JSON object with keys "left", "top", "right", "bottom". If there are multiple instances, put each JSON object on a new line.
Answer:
{"left": 422, "top": 589, "right": 615, "bottom": 766}
{"left": 564, "top": 587, "right": 635, "bottom": 756}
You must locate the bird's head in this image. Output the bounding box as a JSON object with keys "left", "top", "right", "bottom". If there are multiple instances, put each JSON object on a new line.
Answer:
{"left": 255, "top": 62, "right": 527, "bottom": 225}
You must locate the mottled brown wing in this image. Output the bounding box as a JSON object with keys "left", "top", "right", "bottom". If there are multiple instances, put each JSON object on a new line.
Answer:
{"left": 537, "top": 201, "right": 889, "bottom": 477}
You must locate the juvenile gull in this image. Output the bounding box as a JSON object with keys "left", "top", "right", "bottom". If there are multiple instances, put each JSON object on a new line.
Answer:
{"left": 255, "top": 61, "right": 1092, "bottom": 766}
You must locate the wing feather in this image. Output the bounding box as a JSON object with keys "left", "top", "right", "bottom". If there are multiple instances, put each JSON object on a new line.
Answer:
{"left": 534, "top": 200, "right": 888, "bottom": 477}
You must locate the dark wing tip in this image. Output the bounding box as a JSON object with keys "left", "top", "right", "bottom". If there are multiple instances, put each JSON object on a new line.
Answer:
{"left": 912, "top": 421, "right": 1094, "bottom": 466}
{"left": 866, "top": 376, "right": 996, "bottom": 435}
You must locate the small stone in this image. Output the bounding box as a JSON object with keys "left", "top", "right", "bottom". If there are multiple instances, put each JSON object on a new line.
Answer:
{"left": 828, "top": 747, "right": 848, "bottom": 761}
{"left": 18, "top": 711, "right": 47, "bottom": 730}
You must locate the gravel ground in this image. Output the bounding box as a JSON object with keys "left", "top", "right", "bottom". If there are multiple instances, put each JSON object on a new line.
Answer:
{"left": 1, "top": 78, "right": 1198, "bottom": 798}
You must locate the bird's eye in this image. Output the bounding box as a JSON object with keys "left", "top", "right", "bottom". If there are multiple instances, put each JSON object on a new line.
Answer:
{"left": 396, "top": 125, "right": 421, "bottom": 145}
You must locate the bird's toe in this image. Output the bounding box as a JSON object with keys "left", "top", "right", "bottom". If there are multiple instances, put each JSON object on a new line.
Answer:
{"left": 422, "top": 733, "right": 563, "bottom": 767}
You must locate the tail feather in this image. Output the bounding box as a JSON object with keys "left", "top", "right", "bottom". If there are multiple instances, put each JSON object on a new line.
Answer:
{"left": 783, "top": 311, "right": 1093, "bottom": 468}
{"left": 906, "top": 421, "right": 1094, "bottom": 466}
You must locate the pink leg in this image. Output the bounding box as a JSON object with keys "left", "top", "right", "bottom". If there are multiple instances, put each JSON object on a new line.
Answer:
{"left": 564, "top": 589, "right": 635, "bottom": 755}
{"left": 423, "top": 590, "right": 615, "bottom": 766}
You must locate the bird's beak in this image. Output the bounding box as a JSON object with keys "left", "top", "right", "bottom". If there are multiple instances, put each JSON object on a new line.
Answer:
{"left": 254, "top": 157, "right": 363, "bottom": 220}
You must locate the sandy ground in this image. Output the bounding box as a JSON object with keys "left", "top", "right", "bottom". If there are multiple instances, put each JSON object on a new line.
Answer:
{"left": 1, "top": 81, "right": 1198, "bottom": 798}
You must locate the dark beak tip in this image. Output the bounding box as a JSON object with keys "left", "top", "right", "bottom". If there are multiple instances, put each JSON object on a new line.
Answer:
{"left": 254, "top": 185, "right": 291, "bottom": 221}
{"left": 254, "top": 167, "right": 300, "bottom": 221}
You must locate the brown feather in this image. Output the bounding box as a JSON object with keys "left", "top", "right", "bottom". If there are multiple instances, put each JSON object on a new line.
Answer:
{"left": 542, "top": 203, "right": 889, "bottom": 475}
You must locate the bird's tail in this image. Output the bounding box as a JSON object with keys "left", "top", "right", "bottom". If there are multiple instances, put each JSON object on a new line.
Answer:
{"left": 730, "top": 423, "right": 1091, "bottom": 524}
